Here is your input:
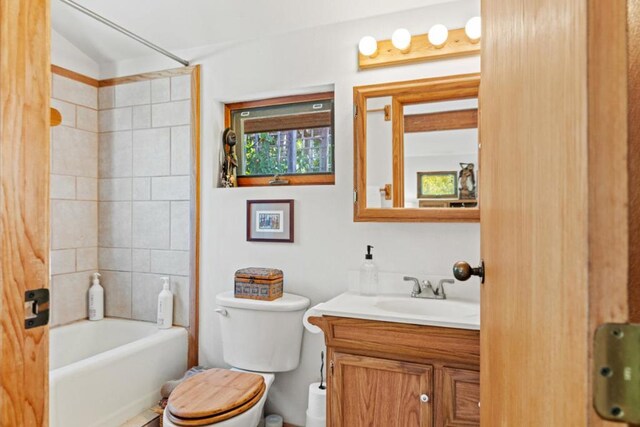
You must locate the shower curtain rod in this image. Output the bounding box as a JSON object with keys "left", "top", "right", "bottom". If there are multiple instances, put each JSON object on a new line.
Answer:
{"left": 58, "top": 0, "right": 190, "bottom": 67}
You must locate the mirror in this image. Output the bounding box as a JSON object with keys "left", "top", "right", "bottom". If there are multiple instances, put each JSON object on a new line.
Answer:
{"left": 354, "top": 73, "right": 480, "bottom": 222}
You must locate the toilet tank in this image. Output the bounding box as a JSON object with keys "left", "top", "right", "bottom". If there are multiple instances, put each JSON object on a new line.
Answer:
{"left": 215, "top": 291, "right": 310, "bottom": 372}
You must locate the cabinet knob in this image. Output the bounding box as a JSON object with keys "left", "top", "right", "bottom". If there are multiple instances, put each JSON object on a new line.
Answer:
{"left": 453, "top": 260, "right": 485, "bottom": 283}
{"left": 420, "top": 394, "right": 429, "bottom": 403}
{"left": 478, "top": 401, "right": 481, "bottom": 408}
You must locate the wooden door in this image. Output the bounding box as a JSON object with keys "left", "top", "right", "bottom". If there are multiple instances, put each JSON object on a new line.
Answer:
{"left": 331, "top": 353, "right": 433, "bottom": 427}
{"left": 436, "top": 368, "right": 479, "bottom": 427}
{"left": 1, "top": 0, "right": 51, "bottom": 426}
{"left": 481, "top": 0, "right": 637, "bottom": 426}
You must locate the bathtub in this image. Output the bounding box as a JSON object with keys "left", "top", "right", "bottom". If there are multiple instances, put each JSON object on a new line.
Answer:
{"left": 50, "top": 318, "right": 187, "bottom": 427}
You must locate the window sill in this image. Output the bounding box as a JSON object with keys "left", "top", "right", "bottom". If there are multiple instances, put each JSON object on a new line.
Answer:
{"left": 237, "top": 174, "right": 335, "bottom": 187}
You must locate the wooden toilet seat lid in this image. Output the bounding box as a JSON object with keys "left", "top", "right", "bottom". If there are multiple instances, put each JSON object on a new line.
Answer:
{"left": 166, "top": 369, "right": 266, "bottom": 426}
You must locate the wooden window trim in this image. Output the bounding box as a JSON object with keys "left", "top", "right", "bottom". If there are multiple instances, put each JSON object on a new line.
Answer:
{"left": 225, "top": 92, "right": 335, "bottom": 187}
{"left": 404, "top": 108, "right": 478, "bottom": 133}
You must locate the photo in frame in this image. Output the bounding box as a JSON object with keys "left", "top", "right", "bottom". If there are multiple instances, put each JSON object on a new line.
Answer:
{"left": 246, "top": 199, "right": 294, "bottom": 242}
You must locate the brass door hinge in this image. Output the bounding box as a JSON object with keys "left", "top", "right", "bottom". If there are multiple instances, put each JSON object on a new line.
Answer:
{"left": 593, "top": 323, "right": 640, "bottom": 423}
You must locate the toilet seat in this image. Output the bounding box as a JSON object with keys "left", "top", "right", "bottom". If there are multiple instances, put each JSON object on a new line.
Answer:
{"left": 166, "top": 369, "right": 266, "bottom": 426}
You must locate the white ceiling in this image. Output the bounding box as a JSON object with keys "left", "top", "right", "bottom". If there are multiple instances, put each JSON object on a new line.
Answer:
{"left": 51, "top": 0, "right": 459, "bottom": 64}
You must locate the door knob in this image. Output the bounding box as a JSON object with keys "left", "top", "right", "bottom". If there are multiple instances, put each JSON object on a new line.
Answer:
{"left": 453, "top": 260, "right": 485, "bottom": 283}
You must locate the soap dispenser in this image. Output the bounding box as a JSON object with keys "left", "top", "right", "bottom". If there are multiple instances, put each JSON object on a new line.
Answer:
{"left": 359, "top": 245, "right": 379, "bottom": 296}
{"left": 89, "top": 272, "right": 104, "bottom": 321}
{"left": 157, "top": 277, "right": 173, "bottom": 329}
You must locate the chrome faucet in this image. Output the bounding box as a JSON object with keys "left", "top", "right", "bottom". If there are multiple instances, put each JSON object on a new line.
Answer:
{"left": 403, "top": 277, "right": 455, "bottom": 300}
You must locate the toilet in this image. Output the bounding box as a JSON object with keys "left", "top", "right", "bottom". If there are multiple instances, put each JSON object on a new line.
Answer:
{"left": 163, "top": 291, "right": 310, "bottom": 427}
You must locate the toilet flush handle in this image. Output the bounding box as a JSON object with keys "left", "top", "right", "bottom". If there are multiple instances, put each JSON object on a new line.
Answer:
{"left": 215, "top": 308, "right": 228, "bottom": 317}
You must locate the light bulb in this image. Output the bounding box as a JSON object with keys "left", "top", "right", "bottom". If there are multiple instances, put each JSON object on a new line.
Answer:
{"left": 428, "top": 24, "right": 449, "bottom": 48}
{"left": 391, "top": 28, "right": 412, "bottom": 52}
{"left": 465, "top": 16, "right": 481, "bottom": 43}
{"left": 358, "top": 36, "right": 378, "bottom": 57}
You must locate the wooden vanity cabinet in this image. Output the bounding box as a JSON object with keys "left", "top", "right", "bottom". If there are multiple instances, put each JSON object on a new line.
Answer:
{"left": 309, "top": 316, "right": 480, "bottom": 427}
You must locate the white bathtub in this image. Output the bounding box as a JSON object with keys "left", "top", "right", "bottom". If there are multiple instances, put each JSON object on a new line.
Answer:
{"left": 50, "top": 318, "right": 187, "bottom": 427}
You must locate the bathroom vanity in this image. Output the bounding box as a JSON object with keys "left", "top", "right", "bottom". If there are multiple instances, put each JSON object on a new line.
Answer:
{"left": 309, "top": 293, "right": 480, "bottom": 426}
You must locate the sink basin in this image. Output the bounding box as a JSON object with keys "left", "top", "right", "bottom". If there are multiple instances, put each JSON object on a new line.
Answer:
{"left": 374, "top": 297, "right": 478, "bottom": 318}
{"left": 308, "top": 292, "right": 480, "bottom": 330}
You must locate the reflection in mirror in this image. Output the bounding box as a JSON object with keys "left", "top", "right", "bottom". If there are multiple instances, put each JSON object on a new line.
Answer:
{"left": 354, "top": 73, "right": 480, "bottom": 222}
{"left": 403, "top": 98, "right": 478, "bottom": 208}
{"left": 366, "top": 97, "right": 393, "bottom": 208}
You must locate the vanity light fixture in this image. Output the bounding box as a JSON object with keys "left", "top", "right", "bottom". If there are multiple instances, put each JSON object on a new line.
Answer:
{"left": 358, "top": 36, "right": 378, "bottom": 57}
{"left": 465, "top": 16, "right": 481, "bottom": 43}
{"left": 391, "top": 28, "right": 412, "bottom": 53}
{"left": 357, "top": 18, "right": 481, "bottom": 70}
{"left": 427, "top": 24, "right": 449, "bottom": 48}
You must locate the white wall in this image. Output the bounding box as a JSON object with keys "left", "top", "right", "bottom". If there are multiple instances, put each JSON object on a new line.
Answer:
{"left": 52, "top": 29, "right": 100, "bottom": 78}
{"left": 90, "top": 1, "right": 481, "bottom": 424}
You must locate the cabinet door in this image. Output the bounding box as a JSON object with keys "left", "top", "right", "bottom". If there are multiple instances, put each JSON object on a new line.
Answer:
{"left": 331, "top": 352, "right": 433, "bottom": 427}
{"left": 437, "top": 368, "right": 480, "bottom": 426}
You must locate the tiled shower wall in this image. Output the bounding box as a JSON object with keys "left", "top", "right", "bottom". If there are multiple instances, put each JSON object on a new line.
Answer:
{"left": 50, "top": 74, "right": 99, "bottom": 327}
{"left": 49, "top": 71, "right": 193, "bottom": 327}
{"left": 97, "top": 75, "right": 192, "bottom": 327}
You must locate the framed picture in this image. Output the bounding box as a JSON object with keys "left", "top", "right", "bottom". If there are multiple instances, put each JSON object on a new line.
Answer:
{"left": 246, "top": 199, "right": 294, "bottom": 242}
{"left": 417, "top": 171, "right": 458, "bottom": 199}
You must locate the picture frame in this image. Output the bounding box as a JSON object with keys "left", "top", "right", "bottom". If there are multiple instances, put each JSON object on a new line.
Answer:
{"left": 417, "top": 171, "right": 459, "bottom": 199}
{"left": 246, "top": 199, "right": 294, "bottom": 242}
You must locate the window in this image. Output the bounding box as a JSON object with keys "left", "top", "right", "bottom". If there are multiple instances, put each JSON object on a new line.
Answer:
{"left": 225, "top": 92, "right": 335, "bottom": 186}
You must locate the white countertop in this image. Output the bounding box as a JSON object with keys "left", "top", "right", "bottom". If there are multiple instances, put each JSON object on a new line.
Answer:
{"left": 306, "top": 292, "right": 480, "bottom": 330}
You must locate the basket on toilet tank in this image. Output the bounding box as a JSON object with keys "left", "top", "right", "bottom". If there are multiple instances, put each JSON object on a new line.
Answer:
{"left": 234, "top": 267, "right": 283, "bottom": 301}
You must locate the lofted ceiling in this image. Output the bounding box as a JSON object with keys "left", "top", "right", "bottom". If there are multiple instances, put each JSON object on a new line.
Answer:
{"left": 51, "top": 0, "right": 459, "bottom": 64}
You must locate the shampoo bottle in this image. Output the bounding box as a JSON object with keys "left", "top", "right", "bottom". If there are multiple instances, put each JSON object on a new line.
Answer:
{"left": 359, "top": 245, "right": 379, "bottom": 296}
{"left": 157, "top": 277, "right": 173, "bottom": 329}
{"left": 89, "top": 272, "right": 104, "bottom": 320}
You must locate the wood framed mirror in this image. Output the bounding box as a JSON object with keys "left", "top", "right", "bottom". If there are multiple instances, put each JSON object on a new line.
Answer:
{"left": 354, "top": 73, "right": 480, "bottom": 222}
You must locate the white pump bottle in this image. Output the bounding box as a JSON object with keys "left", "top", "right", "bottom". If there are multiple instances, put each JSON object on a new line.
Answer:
{"left": 157, "top": 277, "right": 173, "bottom": 329}
{"left": 89, "top": 272, "right": 104, "bottom": 320}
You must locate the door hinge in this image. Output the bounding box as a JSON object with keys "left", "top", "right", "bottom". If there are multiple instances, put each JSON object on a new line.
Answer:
{"left": 353, "top": 190, "right": 358, "bottom": 204}
{"left": 593, "top": 323, "right": 640, "bottom": 424}
{"left": 330, "top": 360, "right": 334, "bottom": 375}
{"left": 24, "top": 288, "right": 50, "bottom": 329}
{"left": 353, "top": 104, "right": 358, "bottom": 119}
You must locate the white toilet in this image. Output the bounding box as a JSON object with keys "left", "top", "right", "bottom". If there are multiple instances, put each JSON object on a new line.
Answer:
{"left": 163, "top": 291, "right": 310, "bottom": 427}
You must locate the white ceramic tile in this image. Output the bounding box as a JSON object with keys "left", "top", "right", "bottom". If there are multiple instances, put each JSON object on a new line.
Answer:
{"left": 151, "top": 78, "right": 170, "bottom": 103}
{"left": 151, "top": 176, "right": 190, "bottom": 200}
{"left": 99, "top": 178, "right": 132, "bottom": 201}
{"left": 115, "top": 81, "right": 150, "bottom": 107}
{"left": 98, "top": 202, "right": 132, "bottom": 248}
{"left": 51, "top": 200, "right": 98, "bottom": 250}
{"left": 171, "top": 75, "right": 191, "bottom": 101}
{"left": 51, "top": 271, "right": 91, "bottom": 326}
{"left": 132, "top": 128, "right": 170, "bottom": 177}
{"left": 53, "top": 74, "right": 98, "bottom": 109}
{"left": 51, "top": 249, "right": 76, "bottom": 275}
{"left": 76, "top": 106, "right": 98, "bottom": 132}
{"left": 171, "top": 201, "right": 190, "bottom": 250}
{"left": 99, "top": 108, "right": 132, "bottom": 132}
{"left": 132, "top": 178, "right": 151, "bottom": 201}
{"left": 99, "top": 131, "right": 132, "bottom": 178}
{"left": 50, "top": 174, "right": 76, "bottom": 200}
{"left": 149, "top": 250, "right": 189, "bottom": 276}
{"left": 132, "top": 249, "right": 151, "bottom": 272}
{"left": 132, "top": 105, "right": 151, "bottom": 129}
{"left": 76, "top": 177, "right": 98, "bottom": 201}
{"left": 52, "top": 126, "right": 98, "bottom": 178}
{"left": 99, "top": 247, "right": 132, "bottom": 271}
{"left": 171, "top": 126, "right": 191, "bottom": 175}
{"left": 99, "top": 270, "right": 132, "bottom": 318}
{"left": 99, "top": 86, "right": 115, "bottom": 110}
{"left": 132, "top": 201, "right": 170, "bottom": 249}
{"left": 131, "top": 273, "right": 189, "bottom": 325}
{"left": 151, "top": 101, "right": 190, "bottom": 127}
{"left": 50, "top": 99, "right": 76, "bottom": 127}
{"left": 76, "top": 247, "right": 98, "bottom": 271}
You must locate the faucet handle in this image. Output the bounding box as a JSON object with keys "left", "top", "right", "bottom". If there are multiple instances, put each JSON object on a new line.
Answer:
{"left": 436, "top": 279, "right": 454, "bottom": 297}
{"left": 404, "top": 276, "right": 421, "bottom": 296}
